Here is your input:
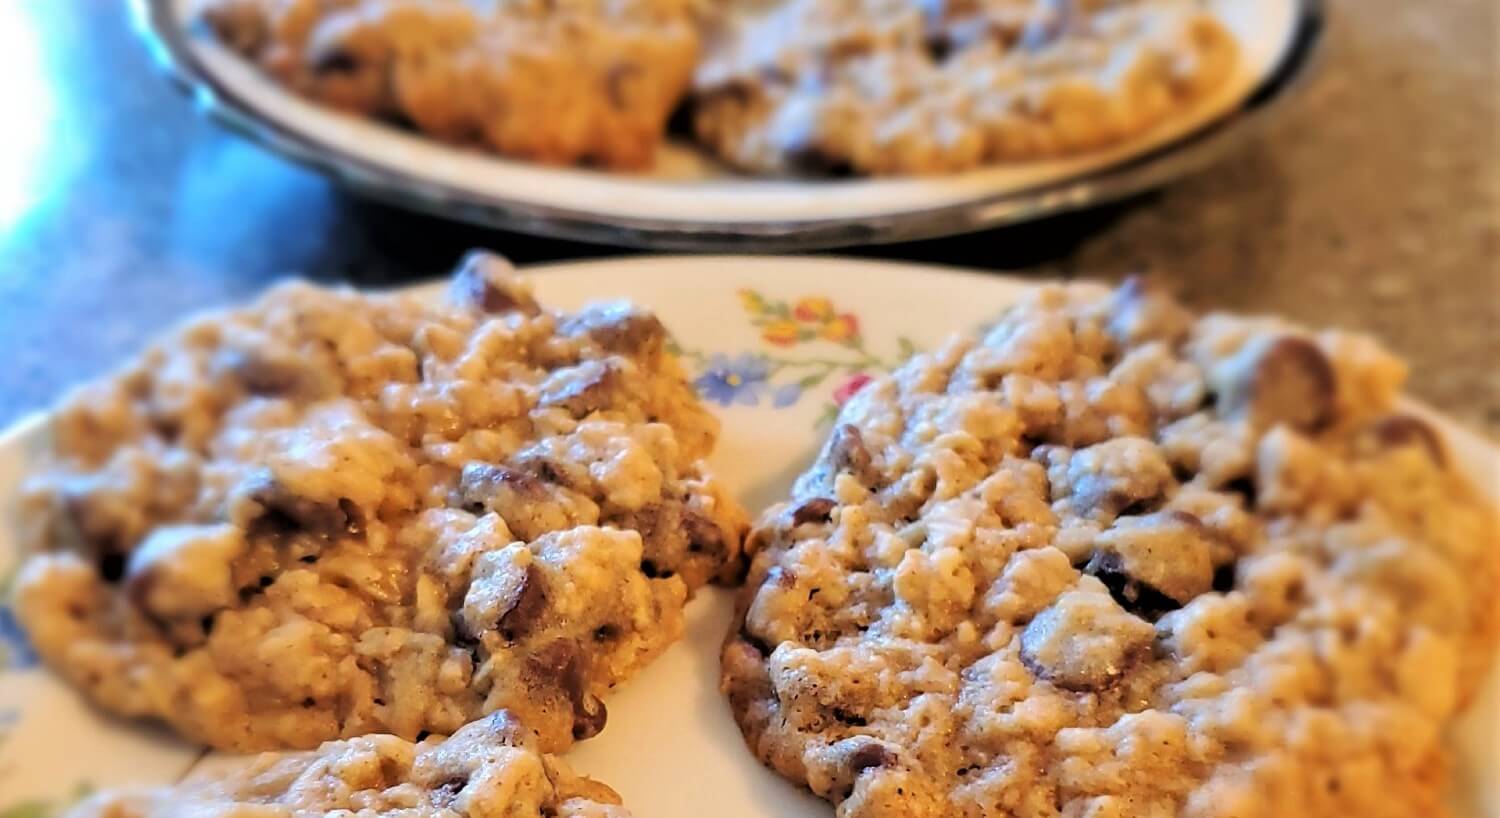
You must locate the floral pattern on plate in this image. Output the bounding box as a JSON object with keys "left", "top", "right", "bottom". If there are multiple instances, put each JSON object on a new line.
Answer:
{"left": 0, "top": 567, "right": 37, "bottom": 673}
{"left": 675, "top": 289, "right": 916, "bottom": 424}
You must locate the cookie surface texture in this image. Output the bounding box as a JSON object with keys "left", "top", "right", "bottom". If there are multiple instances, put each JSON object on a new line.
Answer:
{"left": 17, "top": 251, "right": 747, "bottom": 752}
{"left": 724, "top": 279, "right": 1498, "bottom": 818}
{"left": 65, "top": 710, "right": 632, "bottom": 818}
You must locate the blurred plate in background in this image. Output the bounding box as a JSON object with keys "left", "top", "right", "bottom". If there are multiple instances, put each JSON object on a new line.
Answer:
{"left": 134, "top": 0, "right": 1321, "bottom": 250}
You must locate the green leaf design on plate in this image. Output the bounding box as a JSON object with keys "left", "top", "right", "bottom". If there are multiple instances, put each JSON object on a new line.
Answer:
{"left": 815, "top": 402, "right": 842, "bottom": 428}
{"left": 0, "top": 783, "right": 93, "bottom": 818}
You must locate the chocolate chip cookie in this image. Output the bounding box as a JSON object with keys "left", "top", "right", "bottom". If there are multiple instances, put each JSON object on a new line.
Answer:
{"left": 15, "top": 251, "right": 747, "bottom": 752}
{"left": 723, "top": 279, "right": 1497, "bottom": 817}
{"left": 66, "top": 710, "right": 630, "bottom": 818}
{"left": 202, "top": 0, "right": 702, "bottom": 169}
{"left": 693, "top": 0, "right": 1238, "bottom": 174}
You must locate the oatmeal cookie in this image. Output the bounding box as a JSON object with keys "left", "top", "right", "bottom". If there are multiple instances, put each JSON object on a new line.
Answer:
{"left": 16, "top": 251, "right": 747, "bottom": 753}
{"left": 724, "top": 279, "right": 1497, "bottom": 817}
{"left": 201, "top": 0, "right": 702, "bottom": 168}
{"left": 66, "top": 710, "right": 630, "bottom": 818}
{"left": 693, "top": 0, "right": 1238, "bottom": 174}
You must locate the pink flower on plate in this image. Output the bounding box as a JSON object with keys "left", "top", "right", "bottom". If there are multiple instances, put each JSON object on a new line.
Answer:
{"left": 833, "top": 373, "right": 873, "bottom": 405}
{"left": 820, "top": 313, "right": 860, "bottom": 343}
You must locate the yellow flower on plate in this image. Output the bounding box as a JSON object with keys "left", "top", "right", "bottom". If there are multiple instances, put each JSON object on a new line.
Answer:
{"left": 820, "top": 314, "right": 860, "bottom": 343}
{"left": 738, "top": 289, "right": 766, "bottom": 314}
{"left": 793, "top": 296, "right": 835, "bottom": 322}
{"left": 762, "top": 319, "right": 801, "bottom": 346}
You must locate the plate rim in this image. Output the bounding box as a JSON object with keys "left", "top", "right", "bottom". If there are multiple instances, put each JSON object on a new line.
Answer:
{"left": 129, "top": 0, "right": 1325, "bottom": 250}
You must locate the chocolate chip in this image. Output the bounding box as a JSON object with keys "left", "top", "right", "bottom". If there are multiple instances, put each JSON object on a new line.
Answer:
{"left": 766, "top": 565, "right": 797, "bottom": 589}
{"left": 847, "top": 742, "right": 894, "bottom": 775}
{"left": 593, "top": 624, "right": 620, "bottom": 642}
{"left": 1020, "top": 585, "right": 1154, "bottom": 691}
{"left": 1223, "top": 475, "right": 1257, "bottom": 506}
{"left": 1105, "top": 276, "right": 1194, "bottom": 347}
{"left": 1117, "top": 496, "right": 1162, "bottom": 517}
{"left": 458, "top": 463, "right": 546, "bottom": 512}
{"left": 1085, "top": 509, "right": 1213, "bottom": 616}
{"left": 832, "top": 708, "right": 868, "bottom": 726}
{"left": 496, "top": 564, "right": 547, "bottom": 643}
{"left": 571, "top": 693, "right": 608, "bottom": 740}
{"left": 148, "top": 415, "right": 181, "bottom": 442}
{"left": 433, "top": 777, "right": 468, "bottom": 806}
{"left": 1086, "top": 551, "right": 1183, "bottom": 621}
{"left": 537, "top": 360, "right": 624, "bottom": 417}
{"left": 98, "top": 552, "right": 126, "bottom": 584}
{"left": 1368, "top": 414, "right": 1446, "bottom": 466}
{"left": 528, "top": 640, "right": 608, "bottom": 741}
{"left": 214, "top": 348, "right": 302, "bottom": 396}
{"left": 200, "top": 4, "right": 268, "bottom": 54}
{"left": 558, "top": 303, "right": 667, "bottom": 358}
{"left": 470, "top": 710, "right": 530, "bottom": 748}
{"left": 605, "top": 62, "right": 641, "bottom": 109}
{"left": 758, "top": 66, "right": 794, "bottom": 86}
{"left": 639, "top": 560, "right": 673, "bottom": 579}
{"left": 311, "top": 49, "right": 360, "bottom": 75}
{"left": 1216, "top": 336, "right": 1336, "bottom": 431}
{"left": 241, "top": 471, "right": 360, "bottom": 542}
{"left": 924, "top": 32, "right": 955, "bottom": 62}
{"left": 1212, "top": 562, "right": 1237, "bottom": 593}
{"left": 786, "top": 145, "right": 855, "bottom": 178}
{"left": 447, "top": 251, "right": 538, "bottom": 315}
{"left": 516, "top": 455, "right": 581, "bottom": 489}
{"left": 53, "top": 483, "right": 124, "bottom": 557}
{"left": 790, "top": 497, "right": 837, "bottom": 526}
{"left": 683, "top": 509, "right": 727, "bottom": 558}
{"left": 739, "top": 626, "right": 774, "bottom": 657}
{"left": 830, "top": 424, "right": 879, "bottom": 486}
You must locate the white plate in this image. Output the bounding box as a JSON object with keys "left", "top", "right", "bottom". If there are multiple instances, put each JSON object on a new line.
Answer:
{"left": 0, "top": 257, "right": 1493, "bottom": 816}
{"left": 132, "top": 0, "right": 1320, "bottom": 249}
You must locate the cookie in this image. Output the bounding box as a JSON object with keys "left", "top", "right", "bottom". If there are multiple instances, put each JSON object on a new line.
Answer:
{"left": 202, "top": 0, "right": 702, "bottom": 169}
{"left": 693, "top": 0, "right": 1237, "bottom": 174}
{"left": 723, "top": 279, "right": 1497, "bottom": 817}
{"left": 66, "top": 710, "right": 631, "bottom": 818}
{"left": 15, "top": 251, "right": 747, "bottom": 752}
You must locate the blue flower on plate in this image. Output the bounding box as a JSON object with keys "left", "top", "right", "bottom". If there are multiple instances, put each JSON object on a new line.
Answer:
{"left": 772, "top": 383, "right": 803, "bottom": 408}
{"left": 695, "top": 353, "right": 770, "bottom": 407}
{"left": 0, "top": 604, "right": 38, "bottom": 671}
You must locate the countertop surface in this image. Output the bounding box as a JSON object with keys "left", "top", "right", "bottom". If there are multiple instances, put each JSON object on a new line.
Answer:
{"left": 0, "top": 1, "right": 1494, "bottom": 436}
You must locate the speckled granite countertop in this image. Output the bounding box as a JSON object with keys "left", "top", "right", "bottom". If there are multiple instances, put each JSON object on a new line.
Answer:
{"left": 0, "top": 1, "right": 1494, "bottom": 435}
